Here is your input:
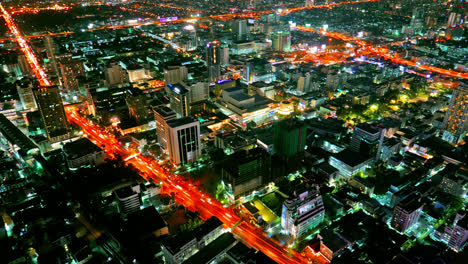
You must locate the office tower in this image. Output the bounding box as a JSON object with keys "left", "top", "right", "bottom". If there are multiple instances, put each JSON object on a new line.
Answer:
{"left": 271, "top": 31, "right": 291, "bottom": 52}
{"left": 221, "top": 148, "right": 270, "bottom": 198}
{"left": 350, "top": 123, "right": 386, "bottom": 161}
{"left": 115, "top": 186, "right": 141, "bottom": 215}
{"left": 164, "top": 66, "right": 188, "bottom": 85}
{"left": 206, "top": 41, "right": 221, "bottom": 82}
{"left": 232, "top": 19, "right": 248, "bottom": 41}
{"left": 221, "top": 47, "right": 229, "bottom": 66}
{"left": 105, "top": 63, "right": 128, "bottom": 86}
{"left": 125, "top": 87, "right": 148, "bottom": 122}
{"left": 206, "top": 41, "right": 221, "bottom": 66}
{"left": 59, "top": 58, "right": 85, "bottom": 93}
{"left": 43, "top": 35, "right": 58, "bottom": 74}
{"left": 181, "top": 24, "right": 197, "bottom": 51}
{"left": 33, "top": 86, "right": 69, "bottom": 143}
{"left": 297, "top": 72, "right": 311, "bottom": 94}
{"left": 86, "top": 86, "right": 127, "bottom": 116}
{"left": 391, "top": 193, "right": 423, "bottom": 233}
{"left": 17, "top": 54, "right": 33, "bottom": 77}
{"left": 409, "top": 8, "right": 425, "bottom": 34}
{"left": 273, "top": 119, "right": 307, "bottom": 158}
{"left": 186, "top": 81, "right": 209, "bottom": 103}
{"left": 281, "top": 184, "right": 325, "bottom": 238}
{"left": 447, "top": 214, "right": 468, "bottom": 252}
{"left": 165, "top": 117, "right": 201, "bottom": 165}
{"left": 447, "top": 12, "right": 462, "bottom": 28}
{"left": 442, "top": 83, "right": 468, "bottom": 144}
{"left": 153, "top": 106, "right": 177, "bottom": 150}
{"left": 16, "top": 80, "right": 37, "bottom": 110}
{"left": 168, "top": 83, "right": 190, "bottom": 117}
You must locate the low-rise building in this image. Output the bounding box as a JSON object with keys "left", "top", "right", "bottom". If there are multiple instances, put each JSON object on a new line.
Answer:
{"left": 63, "top": 138, "right": 105, "bottom": 170}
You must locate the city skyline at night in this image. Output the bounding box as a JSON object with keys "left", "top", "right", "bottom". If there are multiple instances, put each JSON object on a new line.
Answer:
{"left": 0, "top": 1, "right": 467, "bottom": 264}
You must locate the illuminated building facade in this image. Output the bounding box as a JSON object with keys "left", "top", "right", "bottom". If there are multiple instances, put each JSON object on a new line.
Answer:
{"left": 271, "top": 31, "right": 291, "bottom": 52}
{"left": 33, "top": 86, "right": 70, "bottom": 143}
{"left": 105, "top": 63, "right": 128, "bottom": 86}
{"left": 59, "top": 58, "right": 85, "bottom": 93}
{"left": 442, "top": 83, "right": 468, "bottom": 144}
{"left": 329, "top": 149, "right": 373, "bottom": 178}
{"left": 16, "top": 80, "right": 37, "bottom": 110}
{"left": 153, "top": 106, "right": 177, "bottom": 150}
{"left": 281, "top": 184, "right": 325, "bottom": 238}
{"left": 221, "top": 148, "right": 270, "bottom": 198}
{"left": 164, "top": 66, "right": 188, "bottom": 85}
{"left": 126, "top": 87, "right": 148, "bottom": 122}
{"left": 350, "top": 123, "right": 386, "bottom": 161}
{"left": 206, "top": 41, "right": 221, "bottom": 82}
{"left": 390, "top": 193, "right": 423, "bottom": 233}
{"left": 165, "top": 117, "right": 201, "bottom": 165}
{"left": 168, "top": 83, "right": 190, "bottom": 118}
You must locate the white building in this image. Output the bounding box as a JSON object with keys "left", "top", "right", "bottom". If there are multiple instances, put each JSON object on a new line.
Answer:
{"left": 165, "top": 117, "right": 201, "bottom": 165}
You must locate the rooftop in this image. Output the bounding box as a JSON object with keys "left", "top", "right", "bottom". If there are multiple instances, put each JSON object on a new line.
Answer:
{"left": 63, "top": 137, "right": 102, "bottom": 159}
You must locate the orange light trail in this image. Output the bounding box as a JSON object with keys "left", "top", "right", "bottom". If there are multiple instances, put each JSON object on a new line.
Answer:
{"left": 0, "top": 4, "right": 327, "bottom": 261}
{"left": 0, "top": 3, "right": 51, "bottom": 86}
{"left": 295, "top": 25, "right": 468, "bottom": 80}
{"left": 65, "top": 107, "right": 329, "bottom": 264}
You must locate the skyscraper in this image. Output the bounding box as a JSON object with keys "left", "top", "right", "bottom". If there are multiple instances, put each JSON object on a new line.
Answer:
{"left": 221, "top": 148, "right": 270, "bottom": 198}
{"left": 105, "top": 63, "right": 128, "bottom": 87}
{"left": 168, "top": 83, "right": 190, "bottom": 117}
{"left": 350, "top": 123, "right": 386, "bottom": 161}
{"left": 165, "top": 117, "right": 201, "bottom": 165}
{"left": 17, "top": 54, "right": 33, "bottom": 77}
{"left": 282, "top": 184, "right": 325, "bottom": 238}
{"left": 232, "top": 19, "right": 248, "bottom": 41}
{"left": 43, "top": 35, "right": 58, "bottom": 74}
{"left": 206, "top": 41, "right": 221, "bottom": 82}
{"left": 59, "top": 58, "right": 85, "bottom": 93}
{"left": 273, "top": 119, "right": 307, "bottom": 158}
{"left": 33, "top": 86, "right": 69, "bottom": 143}
{"left": 16, "top": 80, "right": 37, "bottom": 110}
{"left": 442, "top": 83, "right": 468, "bottom": 144}
{"left": 271, "top": 31, "right": 291, "bottom": 52}
{"left": 153, "top": 106, "right": 177, "bottom": 150}
{"left": 164, "top": 66, "right": 188, "bottom": 85}
{"left": 391, "top": 193, "right": 423, "bottom": 233}
{"left": 125, "top": 87, "right": 148, "bottom": 122}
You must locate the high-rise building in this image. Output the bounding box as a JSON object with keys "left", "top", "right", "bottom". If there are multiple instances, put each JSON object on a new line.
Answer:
{"left": 17, "top": 54, "right": 33, "bottom": 77}
{"left": 220, "top": 47, "right": 229, "bottom": 66}
{"left": 168, "top": 83, "right": 190, "bottom": 117}
{"left": 206, "top": 41, "right": 222, "bottom": 82}
{"left": 43, "top": 35, "right": 58, "bottom": 74}
{"left": 115, "top": 186, "right": 141, "bottom": 215}
{"left": 125, "top": 87, "right": 148, "bottom": 122}
{"left": 164, "top": 66, "right": 188, "bottom": 85}
{"left": 447, "top": 214, "right": 468, "bottom": 252}
{"left": 350, "top": 123, "right": 386, "bottom": 161}
{"left": 447, "top": 12, "right": 463, "bottom": 28}
{"left": 221, "top": 148, "right": 270, "bottom": 198}
{"left": 442, "top": 83, "right": 468, "bottom": 144}
{"left": 271, "top": 31, "right": 291, "bottom": 52}
{"left": 232, "top": 19, "right": 248, "bottom": 41}
{"left": 273, "top": 119, "right": 307, "bottom": 158}
{"left": 409, "top": 8, "right": 425, "bottom": 34}
{"left": 297, "top": 72, "right": 311, "bottom": 94}
{"left": 166, "top": 117, "right": 201, "bottom": 165}
{"left": 153, "top": 106, "right": 177, "bottom": 150}
{"left": 281, "top": 184, "right": 325, "bottom": 238}
{"left": 33, "top": 86, "right": 69, "bottom": 143}
{"left": 390, "top": 193, "right": 423, "bottom": 233}
{"left": 105, "top": 63, "right": 128, "bottom": 86}
{"left": 59, "top": 58, "right": 85, "bottom": 93}
{"left": 16, "top": 80, "right": 37, "bottom": 110}
{"left": 185, "top": 81, "right": 209, "bottom": 103}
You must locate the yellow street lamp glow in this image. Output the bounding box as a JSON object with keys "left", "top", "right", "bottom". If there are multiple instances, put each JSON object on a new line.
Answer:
{"left": 370, "top": 104, "right": 378, "bottom": 111}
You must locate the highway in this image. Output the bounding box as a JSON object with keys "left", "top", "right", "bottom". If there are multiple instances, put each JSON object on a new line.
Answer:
{"left": 295, "top": 25, "right": 468, "bottom": 80}
{"left": 65, "top": 108, "right": 329, "bottom": 264}
{"left": 0, "top": 4, "right": 52, "bottom": 86}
